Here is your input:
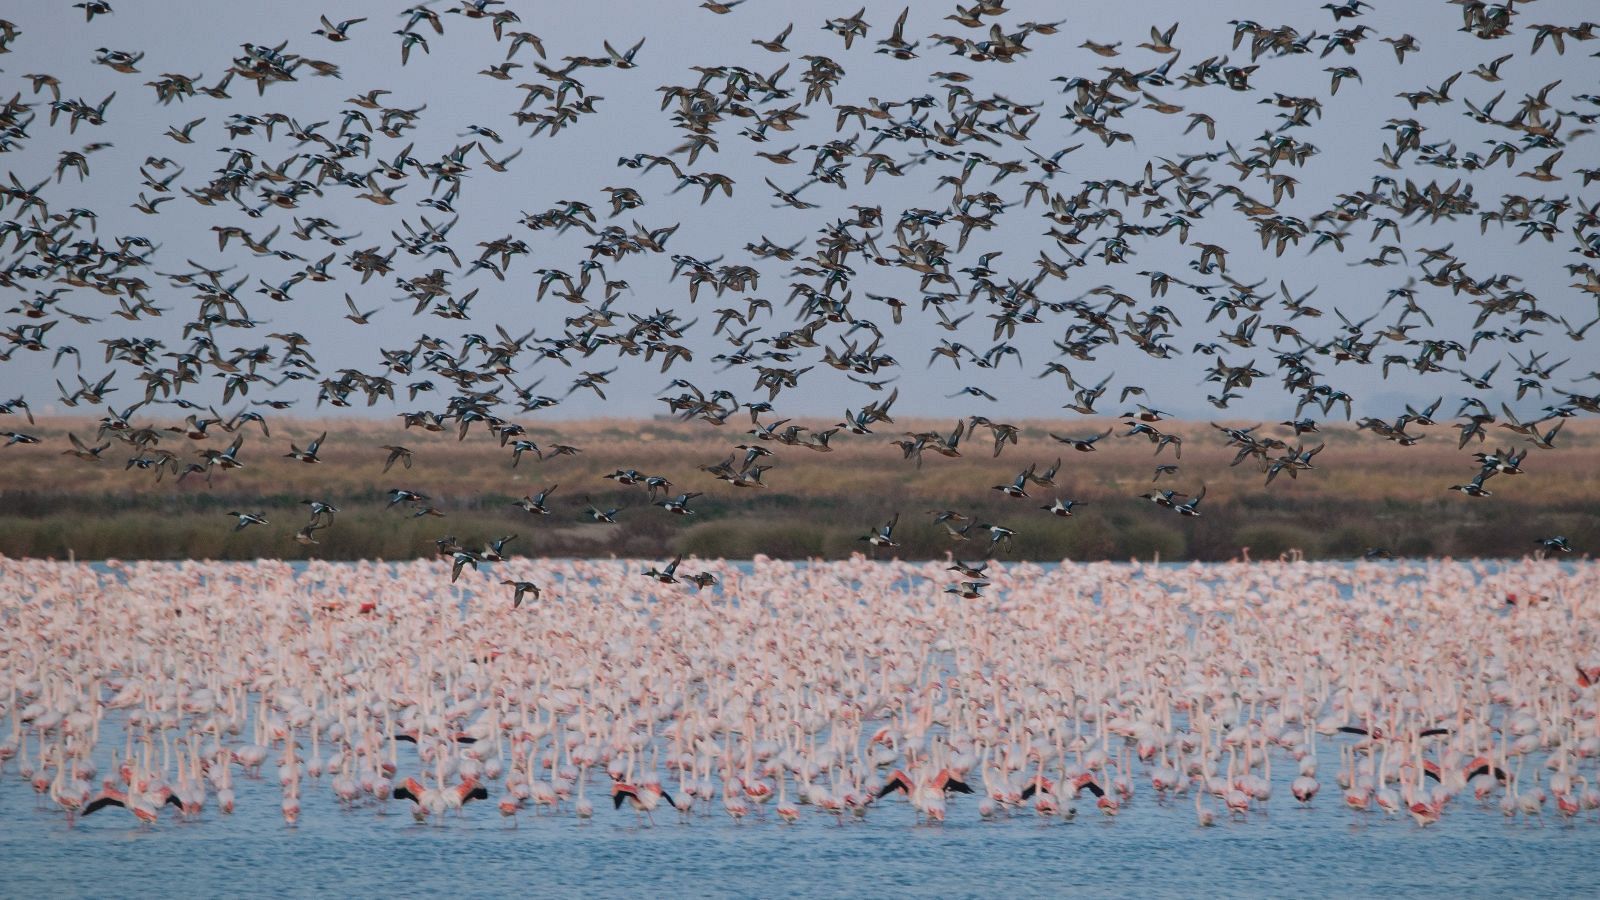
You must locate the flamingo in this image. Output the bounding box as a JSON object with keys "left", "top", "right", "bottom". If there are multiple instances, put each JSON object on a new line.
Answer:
{"left": 49, "top": 749, "right": 89, "bottom": 826}
{"left": 0, "top": 554, "right": 1596, "bottom": 836}
{"left": 611, "top": 780, "right": 676, "bottom": 824}
{"left": 774, "top": 772, "right": 800, "bottom": 824}
{"left": 83, "top": 781, "right": 169, "bottom": 823}
{"left": 574, "top": 766, "right": 595, "bottom": 824}
{"left": 721, "top": 774, "right": 750, "bottom": 824}
{"left": 1195, "top": 784, "right": 1216, "bottom": 826}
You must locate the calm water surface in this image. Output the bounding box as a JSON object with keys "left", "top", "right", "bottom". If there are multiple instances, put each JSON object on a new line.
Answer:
{"left": 4, "top": 783, "right": 1596, "bottom": 899}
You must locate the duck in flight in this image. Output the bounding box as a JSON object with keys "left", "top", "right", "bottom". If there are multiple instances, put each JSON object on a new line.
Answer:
{"left": 861, "top": 513, "right": 900, "bottom": 549}
{"left": 992, "top": 467, "right": 1032, "bottom": 498}
{"left": 283, "top": 431, "right": 326, "bottom": 463}
{"left": 1041, "top": 498, "right": 1085, "bottom": 518}
{"left": 449, "top": 550, "right": 481, "bottom": 583}
{"left": 480, "top": 533, "right": 517, "bottom": 562}
{"left": 514, "top": 484, "right": 557, "bottom": 515}
{"left": 655, "top": 491, "right": 702, "bottom": 515}
{"left": 944, "top": 581, "right": 988, "bottom": 599}
{"left": 1174, "top": 485, "right": 1207, "bottom": 517}
{"left": 314, "top": 15, "right": 366, "bottom": 42}
{"left": 501, "top": 580, "right": 541, "bottom": 607}
{"left": 226, "top": 511, "right": 269, "bottom": 531}
{"left": 1051, "top": 428, "right": 1112, "bottom": 452}
{"left": 948, "top": 559, "right": 987, "bottom": 579}
{"left": 1140, "top": 489, "right": 1186, "bottom": 508}
{"left": 643, "top": 556, "right": 682, "bottom": 584}
{"left": 584, "top": 503, "right": 621, "bottom": 524}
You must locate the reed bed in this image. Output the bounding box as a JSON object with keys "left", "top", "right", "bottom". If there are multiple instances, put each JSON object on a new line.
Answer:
{"left": 1, "top": 416, "right": 1594, "bottom": 560}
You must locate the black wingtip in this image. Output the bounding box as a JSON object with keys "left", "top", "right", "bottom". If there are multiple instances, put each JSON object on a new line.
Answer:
{"left": 1464, "top": 764, "right": 1510, "bottom": 784}
{"left": 874, "top": 776, "right": 910, "bottom": 800}
{"left": 83, "top": 795, "right": 123, "bottom": 816}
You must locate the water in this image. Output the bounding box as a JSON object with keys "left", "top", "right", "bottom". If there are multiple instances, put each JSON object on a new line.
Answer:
{"left": 3, "top": 782, "right": 1594, "bottom": 898}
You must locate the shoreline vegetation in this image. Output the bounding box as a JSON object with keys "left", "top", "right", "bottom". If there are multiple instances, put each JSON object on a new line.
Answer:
{"left": 1, "top": 417, "right": 1594, "bottom": 561}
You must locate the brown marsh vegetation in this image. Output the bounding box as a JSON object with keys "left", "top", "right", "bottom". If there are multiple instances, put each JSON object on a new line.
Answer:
{"left": 0, "top": 416, "right": 1594, "bottom": 561}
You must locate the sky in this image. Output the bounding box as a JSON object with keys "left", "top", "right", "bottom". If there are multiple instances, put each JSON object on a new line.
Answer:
{"left": 2, "top": 0, "right": 1597, "bottom": 426}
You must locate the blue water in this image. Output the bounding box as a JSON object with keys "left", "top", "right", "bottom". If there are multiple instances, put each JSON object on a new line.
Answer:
{"left": 3, "top": 781, "right": 1595, "bottom": 898}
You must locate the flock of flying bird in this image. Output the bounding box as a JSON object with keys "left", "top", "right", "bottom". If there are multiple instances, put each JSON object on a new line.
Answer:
{"left": 0, "top": 0, "right": 1597, "bottom": 597}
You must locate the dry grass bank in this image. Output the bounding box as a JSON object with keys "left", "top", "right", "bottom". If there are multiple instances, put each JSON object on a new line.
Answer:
{"left": 0, "top": 416, "right": 1594, "bottom": 560}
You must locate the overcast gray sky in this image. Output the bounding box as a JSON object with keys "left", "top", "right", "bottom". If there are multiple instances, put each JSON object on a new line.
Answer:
{"left": 3, "top": 0, "right": 1597, "bottom": 425}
